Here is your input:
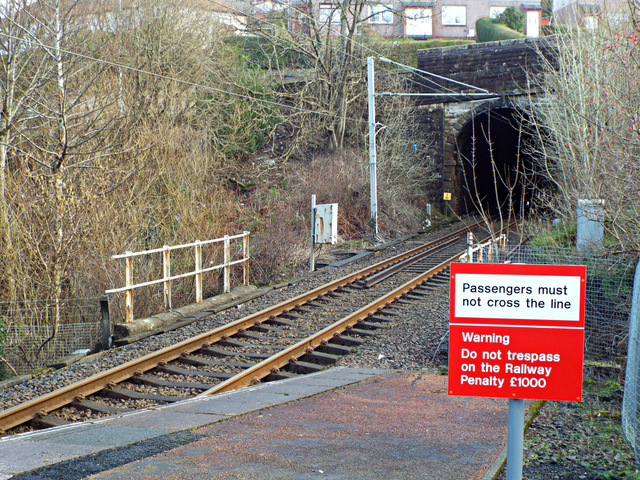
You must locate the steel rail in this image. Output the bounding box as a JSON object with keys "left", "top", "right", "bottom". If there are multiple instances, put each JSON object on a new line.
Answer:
{"left": 362, "top": 236, "right": 460, "bottom": 287}
{"left": 198, "top": 249, "right": 462, "bottom": 396}
{"left": 0, "top": 225, "right": 476, "bottom": 433}
{"left": 198, "top": 228, "right": 511, "bottom": 396}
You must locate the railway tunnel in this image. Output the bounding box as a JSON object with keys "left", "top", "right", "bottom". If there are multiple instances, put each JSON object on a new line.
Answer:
{"left": 415, "top": 38, "right": 556, "bottom": 217}
{"left": 454, "top": 105, "right": 539, "bottom": 216}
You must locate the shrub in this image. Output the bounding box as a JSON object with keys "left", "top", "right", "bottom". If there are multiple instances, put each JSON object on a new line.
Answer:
{"left": 476, "top": 17, "right": 526, "bottom": 42}
{"left": 494, "top": 6, "right": 525, "bottom": 33}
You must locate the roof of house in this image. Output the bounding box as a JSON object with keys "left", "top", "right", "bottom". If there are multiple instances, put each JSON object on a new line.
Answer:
{"left": 400, "top": 0, "right": 435, "bottom": 7}
{"left": 521, "top": 2, "right": 543, "bottom": 10}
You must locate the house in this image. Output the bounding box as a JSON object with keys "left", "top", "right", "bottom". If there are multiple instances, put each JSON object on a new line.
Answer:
{"left": 399, "top": 1, "right": 542, "bottom": 39}
{"left": 553, "top": 0, "right": 628, "bottom": 28}
{"left": 280, "top": 0, "right": 542, "bottom": 40}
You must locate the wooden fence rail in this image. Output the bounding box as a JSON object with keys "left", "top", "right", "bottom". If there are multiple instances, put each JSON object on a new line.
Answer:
{"left": 106, "top": 232, "right": 250, "bottom": 323}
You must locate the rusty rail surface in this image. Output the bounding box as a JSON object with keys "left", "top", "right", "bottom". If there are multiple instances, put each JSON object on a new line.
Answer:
{"left": 0, "top": 223, "right": 495, "bottom": 433}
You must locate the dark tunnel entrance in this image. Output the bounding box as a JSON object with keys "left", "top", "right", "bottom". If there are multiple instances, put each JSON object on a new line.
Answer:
{"left": 456, "top": 107, "right": 538, "bottom": 216}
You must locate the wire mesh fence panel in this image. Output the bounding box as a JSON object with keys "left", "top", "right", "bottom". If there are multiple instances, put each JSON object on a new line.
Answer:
{"left": 498, "top": 245, "right": 635, "bottom": 366}
{"left": 0, "top": 298, "right": 103, "bottom": 377}
{"left": 622, "top": 260, "right": 640, "bottom": 467}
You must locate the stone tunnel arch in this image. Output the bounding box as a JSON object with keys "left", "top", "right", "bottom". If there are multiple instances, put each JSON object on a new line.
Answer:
{"left": 443, "top": 97, "right": 540, "bottom": 216}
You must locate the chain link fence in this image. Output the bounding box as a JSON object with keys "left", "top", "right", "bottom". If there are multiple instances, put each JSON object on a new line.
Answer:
{"left": 0, "top": 297, "right": 105, "bottom": 377}
{"left": 504, "top": 245, "right": 634, "bottom": 366}
{"left": 483, "top": 244, "right": 638, "bottom": 465}
{"left": 622, "top": 260, "right": 640, "bottom": 466}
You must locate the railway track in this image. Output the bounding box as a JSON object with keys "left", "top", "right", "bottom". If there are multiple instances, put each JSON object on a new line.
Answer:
{"left": 0, "top": 222, "right": 509, "bottom": 434}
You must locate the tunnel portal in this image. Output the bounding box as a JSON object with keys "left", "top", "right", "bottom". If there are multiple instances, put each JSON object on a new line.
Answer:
{"left": 455, "top": 107, "right": 538, "bottom": 216}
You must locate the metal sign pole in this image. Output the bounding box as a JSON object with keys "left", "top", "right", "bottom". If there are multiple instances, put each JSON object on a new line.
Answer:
{"left": 367, "top": 57, "right": 378, "bottom": 239}
{"left": 506, "top": 398, "right": 525, "bottom": 480}
{"left": 309, "top": 194, "right": 316, "bottom": 272}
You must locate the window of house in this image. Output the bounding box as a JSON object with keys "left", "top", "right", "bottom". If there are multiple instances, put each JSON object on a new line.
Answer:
{"left": 489, "top": 6, "right": 507, "bottom": 19}
{"left": 370, "top": 4, "right": 394, "bottom": 24}
{"left": 585, "top": 15, "right": 597, "bottom": 29}
{"left": 442, "top": 5, "right": 466, "bottom": 25}
{"left": 319, "top": 3, "right": 340, "bottom": 23}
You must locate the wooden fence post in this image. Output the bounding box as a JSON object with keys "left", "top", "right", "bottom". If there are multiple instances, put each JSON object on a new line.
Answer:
{"left": 243, "top": 231, "right": 250, "bottom": 287}
{"left": 163, "top": 246, "right": 171, "bottom": 310}
{"left": 195, "top": 240, "right": 203, "bottom": 303}
{"left": 125, "top": 253, "right": 133, "bottom": 323}
{"left": 223, "top": 236, "right": 231, "bottom": 293}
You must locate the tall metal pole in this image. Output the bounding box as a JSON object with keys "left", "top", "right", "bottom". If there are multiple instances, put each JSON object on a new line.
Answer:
{"left": 506, "top": 398, "right": 525, "bottom": 480}
{"left": 367, "top": 57, "right": 378, "bottom": 240}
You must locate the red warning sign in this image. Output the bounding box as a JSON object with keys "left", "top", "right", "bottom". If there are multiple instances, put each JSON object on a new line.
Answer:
{"left": 448, "top": 263, "right": 586, "bottom": 402}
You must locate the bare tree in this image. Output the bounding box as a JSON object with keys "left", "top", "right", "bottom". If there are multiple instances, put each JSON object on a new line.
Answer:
{"left": 0, "top": 0, "right": 53, "bottom": 303}
{"left": 525, "top": 2, "right": 640, "bottom": 252}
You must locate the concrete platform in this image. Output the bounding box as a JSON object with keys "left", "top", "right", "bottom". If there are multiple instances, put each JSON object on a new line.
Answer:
{"left": 0, "top": 368, "right": 510, "bottom": 480}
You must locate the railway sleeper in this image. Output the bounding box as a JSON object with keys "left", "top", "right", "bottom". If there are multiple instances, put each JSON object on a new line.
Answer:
{"left": 30, "top": 415, "right": 73, "bottom": 429}
{"left": 131, "top": 374, "right": 213, "bottom": 391}
{"left": 412, "top": 285, "right": 432, "bottom": 292}
{"left": 180, "top": 357, "right": 255, "bottom": 369}
{"left": 405, "top": 290, "right": 428, "bottom": 297}
{"left": 237, "top": 331, "right": 305, "bottom": 343}
{"left": 394, "top": 299, "right": 414, "bottom": 306}
{"left": 218, "top": 339, "right": 287, "bottom": 350}
{"left": 285, "top": 360, "right": 324, "bottom": 374}
{"left": 250, "top": 323, "right": 290, "bottom": 334}
{"left": 316, "top": 343, "right": 352, "bottom": 356}
{"left": 291, "top": 307, "right": 314, "bottom": 314}
{"left": 179, "top": 354, "right": 238, "bottom": 368}
{"left": 403, "top": 267, "right": 430, "bottom": 273}
{"left": 382, "top": 305, "right": 410, "bottom": 311}
{"left": 429, "top": 277, "right": 450, "bottom": 284}
{"left": 280, "top": 313, "right": 313, "bottom": 321}
{"left": 199, "top": 346, "right": 270, "bottom": 360}
{"left": 299, "top": 351, "right": 341, "bottom": 366}
{"left": 265, "top": 317, "right": 297, "bottom": 326}
{"left": 356, "top": 321, "right": 386, "bottom": 330}
{"left": 346, "top": 327, "right": 375, "bottom": 337}
{"left": 156, "top": 364, "right": 235, "bottom": 380}
{"left": 331, "top": 335, "right": 364, "bottom": 346}
{"left": 70, "top": 399, "right": 132, "bottom": 415}
{"left": 404, "top": 294, "right": 428, "bottom": 301}
{"left": 367, "top": 315, "right": 395, "bottom": 323}
{"left": 420, "top": 285, "right": 446, "bottom": 292}
{"left": 305, "top": 301, "right": 330, "bottom": 307}
{"left": 335, "top": 286, "right": 366, "bottom": 293}
{"left": 326, "top": 292, "right": 348, "bottom": 298}
{"left": 263, "top": 371, "right": 298, "bottom": 381}
{"left": 103, "top": 386, "right": 186, "bottom": 403}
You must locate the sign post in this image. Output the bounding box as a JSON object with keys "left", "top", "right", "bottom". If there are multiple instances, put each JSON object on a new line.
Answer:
{"left": 448, "top": 263, "right": 586, "bottom": 479}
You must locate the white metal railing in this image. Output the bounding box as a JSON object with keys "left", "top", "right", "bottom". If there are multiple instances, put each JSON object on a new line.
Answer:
{"left": 106, "top": 232, "right": 250, "bottom": 323}
{"left": 458, "top": 232, "right": 506, "bottom": 263}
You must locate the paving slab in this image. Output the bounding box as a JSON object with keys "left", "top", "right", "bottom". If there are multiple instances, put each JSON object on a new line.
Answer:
{"left": 87, "top": 370, "right": 509, "bottom": 480}
{"left": 0, "top": 367, "right": 383, "bottom": 479}
{"left": 0, "top": 423, "right": 171, "bottom": 476}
